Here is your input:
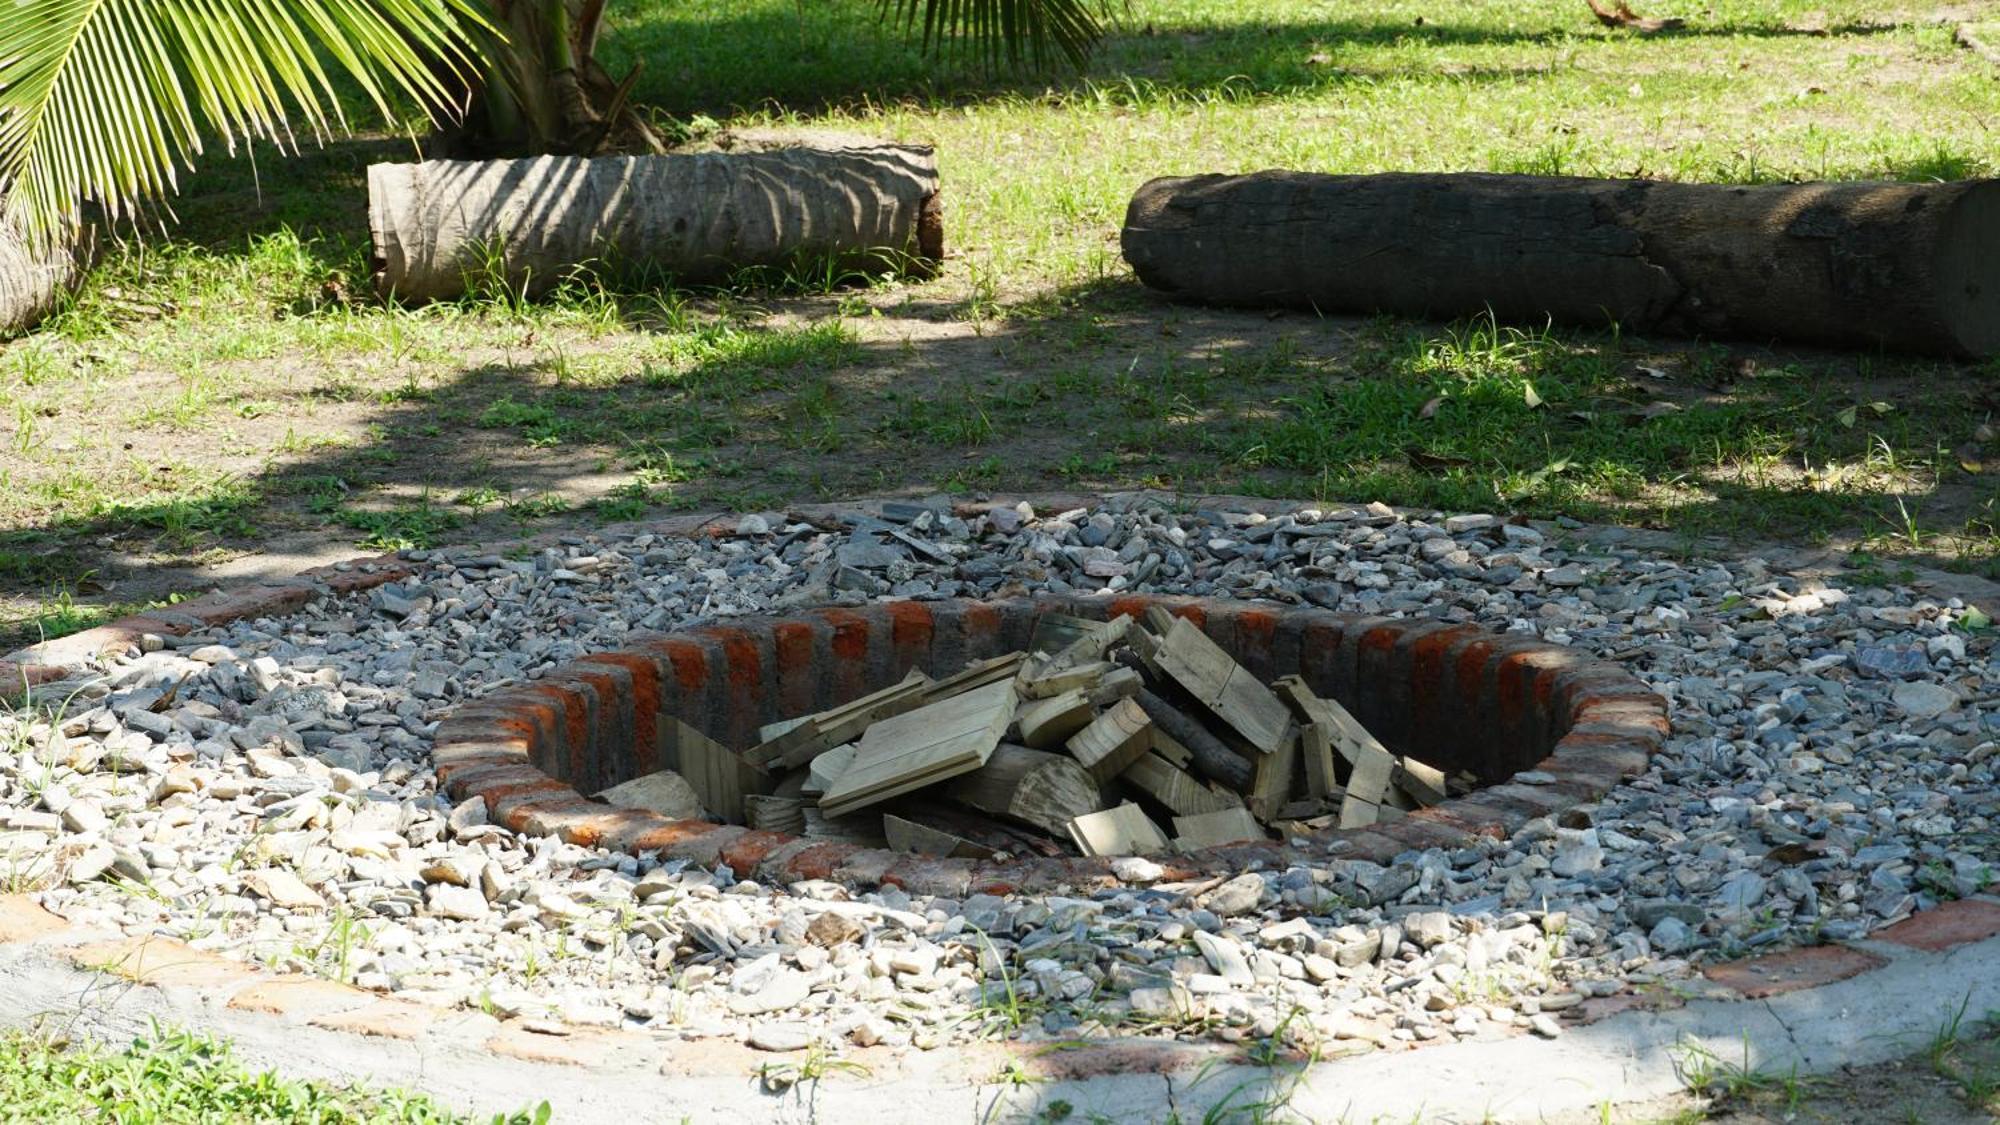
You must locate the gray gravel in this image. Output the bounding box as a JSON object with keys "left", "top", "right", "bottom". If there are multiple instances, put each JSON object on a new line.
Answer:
{"left": 4, "top": 496, "right": 1994, "bottom": 1055}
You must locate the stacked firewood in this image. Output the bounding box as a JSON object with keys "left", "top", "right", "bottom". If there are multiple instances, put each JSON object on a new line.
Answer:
{"left": 598, "top": 609, "right": 1468, "bottom": 859}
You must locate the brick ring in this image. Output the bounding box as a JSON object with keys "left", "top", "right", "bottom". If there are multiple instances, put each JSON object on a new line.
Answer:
{"left": 430, "top": 595, "right": 1669, "bottom": 895}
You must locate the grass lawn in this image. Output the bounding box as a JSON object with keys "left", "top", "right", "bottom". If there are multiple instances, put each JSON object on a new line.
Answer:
{"left": 0, "top": 1024, "right": 543, "bottom": 1123}
{"left": 1, "top": 0, "right": 1997, "bottom": 645}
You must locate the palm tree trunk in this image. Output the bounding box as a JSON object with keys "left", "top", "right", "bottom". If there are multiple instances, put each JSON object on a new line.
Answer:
{"left": 443, "top": 0, "right": 659, "bottom": 157}
{"left": 0, "top": 224, "right": 86, "bottom": 336}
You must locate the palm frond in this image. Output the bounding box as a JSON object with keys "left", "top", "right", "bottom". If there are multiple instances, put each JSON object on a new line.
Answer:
{"left": 878, "top": 0, "right": 1123, "bottom": 72}
{"left": 0, "top": 0, "right": 486, "bottom": 244}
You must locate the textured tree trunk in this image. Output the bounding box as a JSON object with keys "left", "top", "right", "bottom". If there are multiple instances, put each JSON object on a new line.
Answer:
{"left": 1122, "top": 172, "right": 2000, "bottom": 357}
{"left": 368, "top": 134, "right": 943, "bottom": 300}
{"left": 0, "top": 225, "right": 84, "bottom": 336}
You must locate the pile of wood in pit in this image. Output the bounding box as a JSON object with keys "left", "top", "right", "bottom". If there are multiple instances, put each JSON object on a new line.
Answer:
{"left": 599, "top": 608, "right": 1471, "bottom": 860}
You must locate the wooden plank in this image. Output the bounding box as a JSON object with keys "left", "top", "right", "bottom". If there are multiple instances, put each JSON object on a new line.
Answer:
{"left": 883, "top": 813, "right": 996, "bottom": 860}
{"left": 1020, "top": 660, "right": 1114, "bottom": 700}
{"left": 1068, "top": 803, "right": 1169, "bottom": 857}
{"left": 1153, "top": 617, "right": 1293, "bottom": 755}
{"left": 1171, "top": 807, "right": 1266, "bottom": 849}
{"left": 817, "top": 680, "right": 1015, "bottom": 817}
{"left": 945, "top": 744, "right": 1101, "bottom": 836}
{"left": 800, "top": 807, "right": 887, "bottom": 846}
{"left": 1340, "top": 743, "right": 1396, "bottom": 829}
{"left": 1247, "top": 725, "right": 1301, "bottom": 822}
{"left": 801, "top": 744, "right": 855, "bottom": 797}
{"left": 1032, "top": 614, "right": 1131, "bottom": 679}
{"left": 1065, "top": 697, "right": 1154, "bottom": 782}
{"left": 919, "top": 653, "right": 1026, "bottom": 705}
{"left": 1121, "top": 752, "right": 1237, "bottom": 817}
{"left": 1273, "top": 679, "right": 1342, "bottom": 801}
{"left": 1015, "top": 689, "right": 1095, "bottom": 750}
{"left": 1148, "top": 726, "right": 1194, "bottom": 770}
{"left": 744, "top": 794, "right": 808, "bottom": 834}
{"left": 745, "top": 669, "right": 933, "bottom": 769}
{"left": 1086, "top": 666, "right": 1144, "bottom": 708}
{"left": 1394, "top": 757, "right": 1449, "bottom": 807}
{"left": 1027, "top": 613, "right": 1099, "bottom": 657}
{"left": 670, "top": 718, "right": 770, "bottom": 824}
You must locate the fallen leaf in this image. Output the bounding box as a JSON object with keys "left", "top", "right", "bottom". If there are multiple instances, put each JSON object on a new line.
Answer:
{"left": 1635, "top": 365, "right": 1671, "bottom": 379}
{"left": 1959, "top": 607, "right": 1993, "bottom": 632}
{"left": 1836, "top": 405, "right": 1858, "bottom": 428}
{"left": 1635, "top": 402, "right": 1682, "bottom": 420}
{"left": 1523, "top": 382, "right": 1545, "bottom": 409}
{"left": 1419, "top": 395, "right": 1445, "bottom": 420}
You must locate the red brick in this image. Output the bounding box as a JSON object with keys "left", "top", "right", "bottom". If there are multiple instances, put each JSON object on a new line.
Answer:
{"left": 885, "top": 600, "right": 935, "bottom": 678}
{"left": 718, "top": 829, "right": 793, "bottom": 874}
{"left": 310, "top": 999, "right": 445, "bottom": 1040}
{"left": 1874, "top": 900, "right": 2000, "bottom": 953}
{"left": 1702, "top": 945, "right": 1886, "bottom": 998}
{"left": 228, "top": 978, "right": 374, "bottom": 1020}
{"left": 71, "top": 937, "right": 262, "bottom": 989}
{"left": 484, "top": 1021, "right": 655, "bottom": 1067}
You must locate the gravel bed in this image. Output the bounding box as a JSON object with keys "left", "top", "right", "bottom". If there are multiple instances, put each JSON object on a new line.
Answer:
{"left": 4, "top": 497, "right": 1995, "bottom": 1055}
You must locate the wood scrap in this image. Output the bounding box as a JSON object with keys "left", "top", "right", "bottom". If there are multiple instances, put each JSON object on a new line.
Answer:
{"left": 1065, "top": 697, "right": 1154, "bottom": 782}
{"left": 817, "top": 680, "right": 1014, "bottom": 817}
{"left": 1086, "top": 666, "right": 1144, "bottom": 707}
{"left": 1172, "top": 807, "right": 1266, "bottom": 849}
{"left": 670, "top": 718, "right": 770, "bottom": 823}
{"left": 1247, "top": 725, "right": 1302, "bottom": 822}
{"left": 1068, "top": 803, "right": 1169, "bottom": 857}
{"left": 881, "top": 802, "right": 1067, "bottom": 858}
{"left": 1016, "top": 689, "right": 1095, "bottom": 750}
{"left": 1020, "top": 660, "right": 1115, "bottom": 699}
{"left": 945, "top": 744, "right": 1101, "bottom": 836}
{"left": 1121, "top": 752, "right": 1239, "bottom": 817}
{"left": 1151, "top": 616, "right": 1295, "bottom": 755}
{"left": 745, "top": 669, "right": 933, "bottom": 769}
{"left": 744, "top": 794, "right": 808, "bottom": 834}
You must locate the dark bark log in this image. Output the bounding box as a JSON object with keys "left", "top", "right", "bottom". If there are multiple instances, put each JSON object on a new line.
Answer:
{"left": 369, "top": 132, "right": 942, "bottom": 301}
{"left": 1134, "top": 689, "right": 1253, "bottom": 791}
{"left": 1121, "top": 172, "right": 2000, "bottom": 358}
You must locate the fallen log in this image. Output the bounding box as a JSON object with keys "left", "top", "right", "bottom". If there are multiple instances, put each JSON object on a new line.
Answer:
{"left": 369, "top": 134, "right": 942, "bottom": 301}
{"left": 1121, "top": 172, "right": 2000, "bottom": 357}
{"left": 1133, "top": 689, "right": 1253, "bottom": 791}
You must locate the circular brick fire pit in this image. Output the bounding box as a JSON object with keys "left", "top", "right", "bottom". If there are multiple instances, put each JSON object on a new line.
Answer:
{"left": 431, "top": 596, "right": 1667, "bottom": 894}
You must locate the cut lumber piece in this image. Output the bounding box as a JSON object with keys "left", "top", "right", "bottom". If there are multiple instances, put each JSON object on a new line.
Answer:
{"left": 1340, "top": 743, "right": 1397, "bottom": 829}
{"left": 1132, "top": 690, "right": 1252, "bottom": 790}
{"left": 882, "top": 802, "right": 1067, "bottom": 858}
{"left": 1027, "top": 613, "right": 1101, "bottom": 657}
{"left": 1272, "top": 678, "right": 1340, "bottom": 800}
{"left": 1020, "top": 660, "right": 1115, "bottom": 700}
{"left": 1066, "top": 697, "right": 1154, "bottom": 782}
{"left": 369, "top": 141, "right": 943, "bottom": 302}
{"left": 884, "top": 813, "right": 996, "bottom": 860}
{"left": 1172, "top": 807, "right": 1266, "bottom": 849}
{"left": 1148, "top": 727, "right": 1194, "bottom": 770}
{"left": 596, "top": 769, "right": 703, "bottom": 820}
{"left": 1087, "top": 666, "right": 1145, "bottom": 707}
{"left": 670, "top": 719, "right": 771, "bottom": 824}
{"left": 1122, "top": 752, "right": 1239, "bottom": 817}
{"left": 1069, "top": 803, "right": 1169, "bottom": 857}
{"left": 802, "top": 744, "right": 856, "bottom": 797}
{"left": 817, "top": 680, "right": 1013, "bottom": 817}
{"left": 1247, "top": 727, "right": 1302, "bottom": 822}
{"left": 745, "top": 669, "right": 932, "bottom": 769}
{"left": 1016, "top": 690, "right": 1095, "bottom": 750}
{"left": 744, "top": 794, "right": 808, "bottom": 834}
{"left": 1028, "top": 614, "right": 1131, "bottom": 679}
{"left": 1151, "top": 617, "right": 1294, "bottom": 754}
{"left": 1274, "top": 675, "right": 1445, "bottom": 807}
{"left": 1394, "top": 758, "right": 1449, "bottom": 807}
{"left": 945, "top": 744, "right": 1101, "bottom": 836}
{"left": 919, "top": 653, "right": 1025, "bottom": 705}
{"left": 1122, "top": 171, "right": 2000, "bottom": 359}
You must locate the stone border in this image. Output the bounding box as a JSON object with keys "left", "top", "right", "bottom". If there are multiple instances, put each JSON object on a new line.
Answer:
{"left": 430, "top": 594, "right": 1669, "bottom": 893}
{"left": 4, "top": 889, "right": 1998, "bottom": 1122}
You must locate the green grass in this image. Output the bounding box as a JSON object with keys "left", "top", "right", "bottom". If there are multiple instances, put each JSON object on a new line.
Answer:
{"left": 1, "top": 0, "right": 1997, "bottom": 640}
{"left": 0, "top": 1024, "right": 548, "bottom": 1123}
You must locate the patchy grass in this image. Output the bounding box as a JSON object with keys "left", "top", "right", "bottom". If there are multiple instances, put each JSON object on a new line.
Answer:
{"left": 0, "top": 1023, "right": 548, "bottom": 1123}
{"left": 1, "top": 0, "right": 1996, "bottom": 643}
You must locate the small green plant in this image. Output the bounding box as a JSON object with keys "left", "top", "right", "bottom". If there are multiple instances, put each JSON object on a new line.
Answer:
{"left": 754, "top": 1041, "right": 869, "bottom": 1093}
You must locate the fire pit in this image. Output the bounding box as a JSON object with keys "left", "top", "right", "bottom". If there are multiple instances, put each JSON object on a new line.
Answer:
{"left": 432, "top": 596, "right": 1666, "bottom": 893}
